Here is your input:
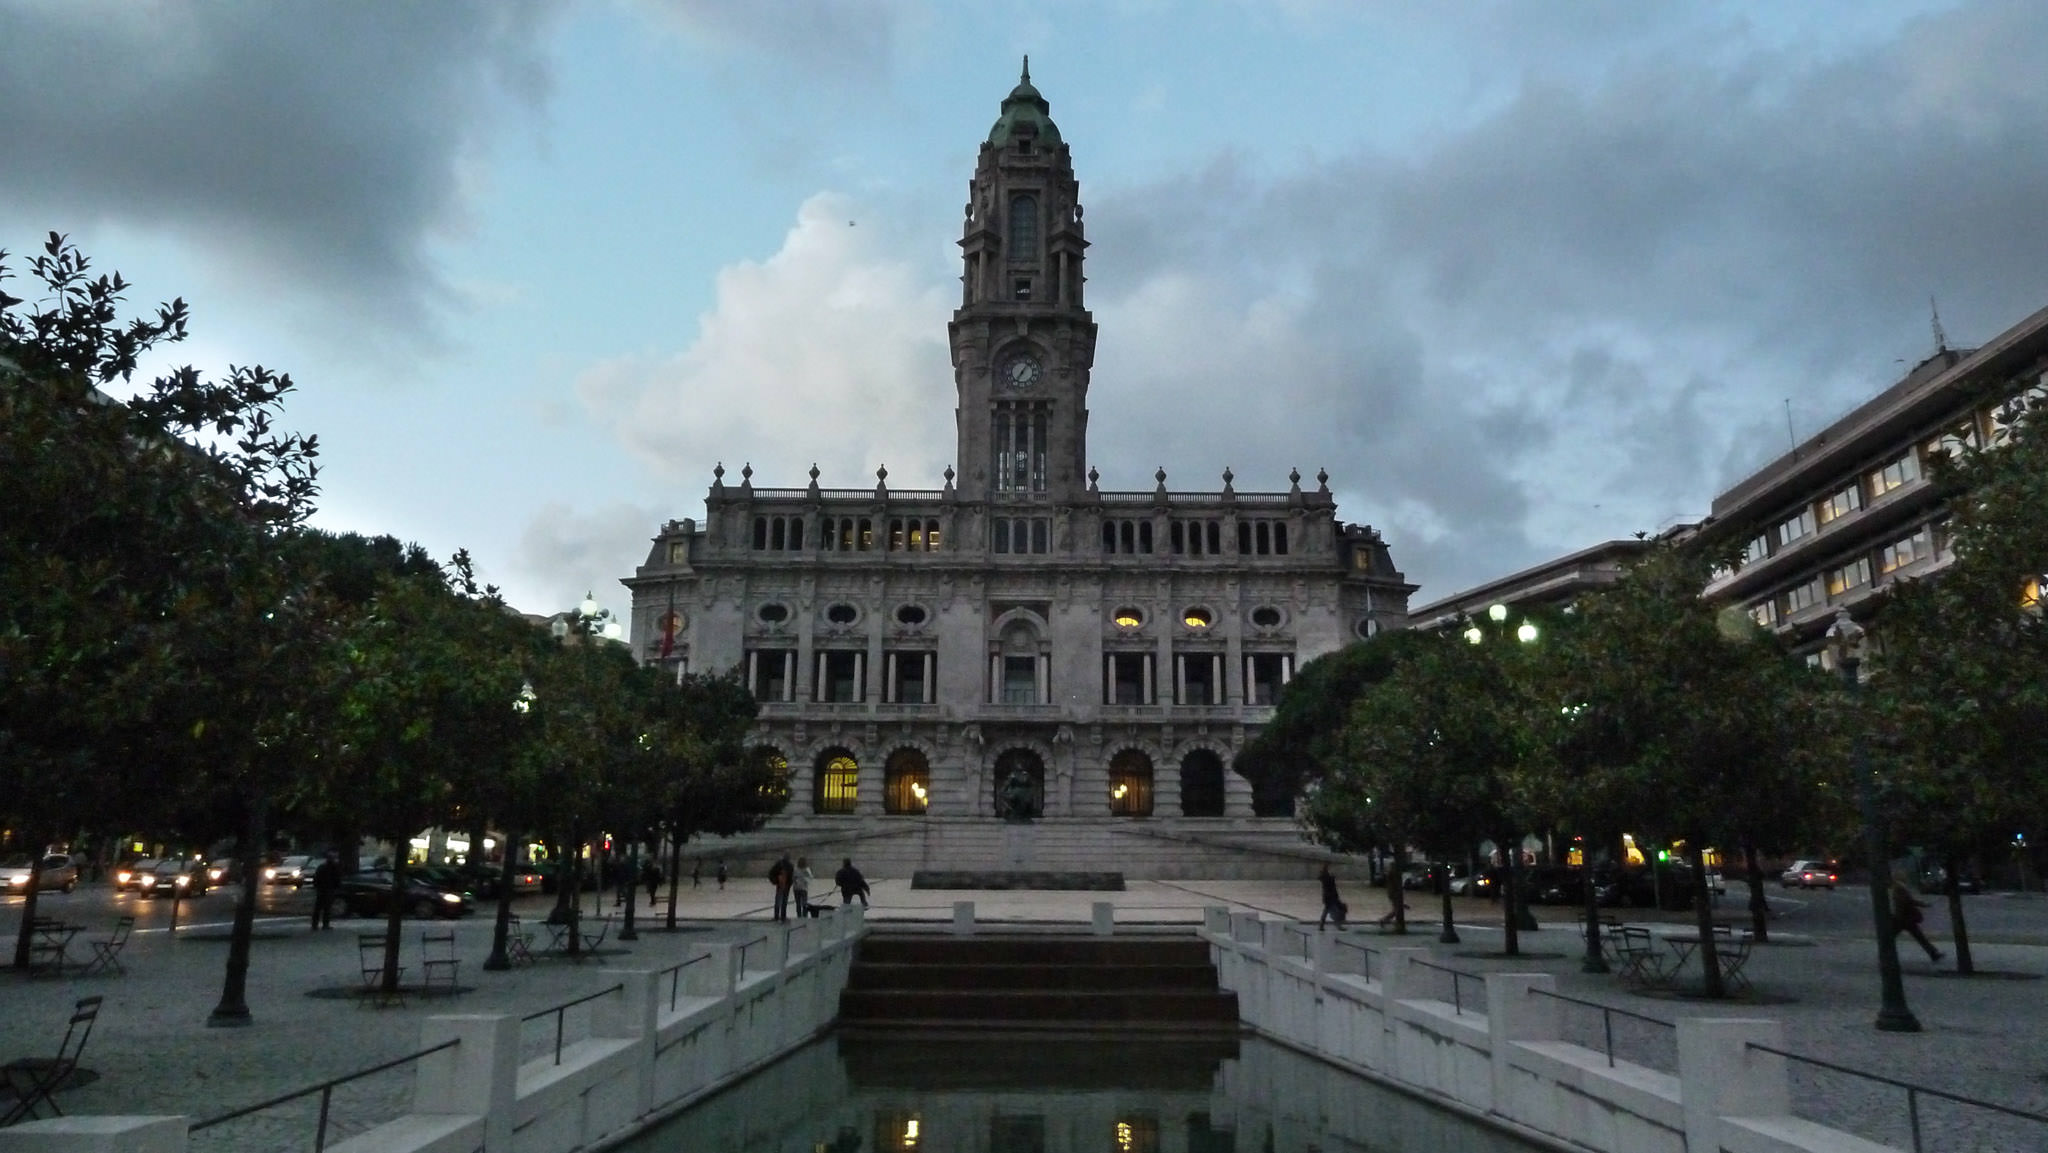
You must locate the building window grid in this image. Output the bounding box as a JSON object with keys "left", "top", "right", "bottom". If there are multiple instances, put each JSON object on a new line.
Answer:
{"left": 1776, "top": 508, "right": 1816, "bottom": 548}
{"left": 1869, "top": 451, "right": 1922, "bottom": 498}
{"left": 1782, "top": 578, "right": 1826, "bottom": 616}
{"left": 1747, "top": 600, "right": 1777, "bottom": 629}
{"left": 1104, "top": 652, "right": 1155, "bottom": 706}
{"left": 815, "top": 651, "right": 865, "bottom": 703}
{"left": 746, "top": 649, "right": 797, "bottom": 702}
{"left": 1879, "top": 525, "right": 1936, "bottom": 575}
{"left": 815, "top": 753, "right": 859, "bottom": 815}
{"left": 992, "top": 402, "right": 1050, "bottom": 494}
{"left": 1175, "top": 651, "right": 1226, "bottom": 706}
{"left": 883, "top": 651, "right": 937, "bottom": 705}
{"left": 996, "top": 517, "right": 1050, "bottom": 554}
{"left": 1816, "top": 485, "right": 1862, "bottom": 527}
{"left": 1825, "top": 557, "right": 1872, "bottom": 598}
{"left": 751, "top": 515, "right": 807, "bottom": 551}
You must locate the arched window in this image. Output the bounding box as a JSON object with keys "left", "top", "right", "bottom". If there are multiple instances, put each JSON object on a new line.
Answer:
{"left": 1180, "top": 750, "right": 1225, "bottom": 817}
{"left": 1009, "top": 194, "right": 1038, "bottom": 262}
{"left": 883, "top": 749, "right": 931, "bottom": 815}
{"left": 1108, "top": 750, "right": 1154, "bottom": 817}
{"left": 814, "top": 750, "right": 858, "bottom": 815}
{"left": 758, "top": 748, "right": 790, "bottom": 802}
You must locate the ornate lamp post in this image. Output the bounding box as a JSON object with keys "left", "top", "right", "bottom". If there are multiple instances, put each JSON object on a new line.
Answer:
{"left": 485, "top": 680, "right": 538, "bottom": 972}
{"left": 1827, "top": 608, "right": 1921, "bottom": 1033}
{"left": 1465, "top": 604, "right": 1541, "bottom": 951}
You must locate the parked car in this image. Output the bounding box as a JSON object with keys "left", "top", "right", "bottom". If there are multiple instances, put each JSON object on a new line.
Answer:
{"left": 337, "top": 869, "right": 474, "bottom": 919}
{"left": 1528, "top": 865, "right": 1584, "bottom": 905}
{"left": 1780, "top": 860, "right": 1838, "bottom": 889}
{"left": 1446, "top": 868, "right": 1494, "bottom": 897}
{"left": 1401, "top": 863, "right": 1447, "bottom": 891}
{"left": 142, "top": 859, "right": 211, "bottom": 898}
{"left": 442, "top": 861, "right": 543, "bottom": 900}
{"left": 265, "top": 855, "right": 314, "bottom": 887}
{"left": 1919, "top": 864, "right": 1983, "bottom": 895}
{"left": 0, "top": 853, "right": 79, "bottom": 894}
{"left": 114, "top": 858, "right": 162, "bottom": 892}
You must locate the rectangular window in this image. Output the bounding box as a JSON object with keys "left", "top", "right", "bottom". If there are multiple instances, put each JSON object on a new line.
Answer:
{"left": 1816, "top": 485, "right": 1862, "bottom": 526}
{"left": 1879, "top": 526, "right": 1935, "bottom": 574}
{"left": 1178, "top": 653, "right": 1220, "bottom": 706}
{"left": 1247, "top": 653, "right": 1291, "bottom": 706}
{"left": 668, "top": 541, "right": 688, "bottom": 564}
{"left": 994, "top": 519, "right": 1012, "bottom": 554}
{"left": 818, "top": 651, "right": 862, "bottom": 703}
{"left": 1747, "top": 601, "right": 1777, "bottom": 629}
{"left": 1776, "top": 508, "right": 1816, "bottom": 548}
{"left": 1238, "top": 522, "right": 1253, "bottom": 554}
{"left": 1926, "top": 417, "right": 1979, "bottom": 462}
{"left": 992, "top": 402, "right": 1050, "bottom": 494}
{"left": 1105, "top": 653, "right": 1152, "bottom": 705}
{"left": 887, "top": 650, "right": 933, "bottom": 705}
{"left": 1002, "top": 656, "right": 1038, "bottom": 705}
{"left": 1031, "top": 518, "right": 1050, "bottom": 554}
{"left": 1743, "top": 534, "right": 1770, "bottom": 566}
{"left": 747, "top": 649, "right": 794, "bottom": 702}
{"left": 1170, "top": 521, "right": 1186, "bottom": 554}
{"left": 1782, "top": 578, "right": 1825, "bottom": 616}
{"left": 1869, "top": 451, "right": 1921, "bottom": 497}
{"left": 1205, "top": 521, "right": 1222, "bottom": 555}
{"left": 1825, "top": 557, "right": 1872, "bottom": 598}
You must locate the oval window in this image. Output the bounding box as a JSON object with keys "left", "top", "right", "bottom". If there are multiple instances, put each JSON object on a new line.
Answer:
{"left": 758, "top": 603, "right": 789, "bottom": 624}
{"left": 1250, "top": 606, "right": 1283, "bottom": 628}
{"left": 1356, "top": 617, "right": 1380, "bottom": 640}
{"left": 1112, "top": 607, "right": 1144, "bottom": 628}
{"left": 826, "top": 603, "right": 859, "bottom": 625}
{"left": 1183, "top": 607, "right": 1214, "bottom": 629}
{"left": 895, "top": 604, "right": 927, "bottom": 626}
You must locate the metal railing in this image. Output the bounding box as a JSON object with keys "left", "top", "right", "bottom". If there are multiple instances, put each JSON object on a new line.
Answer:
{"left": 1526, "top": 987, "right": 1676, "bottom": 1070}
{"left": 520, "top": 983, "right": 624, "bottom": 1066}
{"left": 1333, "top": 936, "right": 1380, "bottom": 982}
{"left": 1280, "top": 923, "right": 1316, "bottom": 960}
{"left": 1748, "top": 1041, "right": 2048, "bottom": 1153}
{"left": 659, "top": 952, "right": 712, "bottom": 1012}
{"left": 1406, "top": 957, "right": 1486, "bottom": 1016}
{"left": 189, "top": 1039, "right": 458, "bottom": 1153}
{"left": 735, "top": 934, "right": 770, "bottom": 979}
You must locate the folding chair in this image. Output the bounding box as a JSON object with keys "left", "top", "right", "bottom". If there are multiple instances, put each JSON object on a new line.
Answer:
{"left": 421, "top": 931, "right": 461, "bottom": 994}
{"left": 1, "top": 996, "right": 103, "bottom": 1125}
{"left": 1714, "top": 931, "right": 1755, "bottom": 995}
{"left": 505, "top": 914, "right": 535, "bottom": 967}
{"left": 1612, "top": 926, "right": 1673, "bottom": 988}
{"left": 81, "top": 916, "right": 136, "bottom": 978}
{"left": 357, "top": 934, "right": 407, "bottom": 1007}
{"left": 578, "top": 913, "right": 613, "bottom": 955}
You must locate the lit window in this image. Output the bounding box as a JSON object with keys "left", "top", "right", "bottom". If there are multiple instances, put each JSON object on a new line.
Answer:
{"left": 1825, "top": 558, "right": 1871, "bottom": 597}
{"left": 1183, "top": 607, "right": 1213, "bottom": 629}
{"left": 1783, "top": 579, "right": 1825, "bottom": 615}
{"left": 1108, "top": 750, "right": 1153, "bottom": 817}
{"left": 883, "top": 750, "right": 930, "bottom": 815}
{"left": 1113, "top": 607, "right": 1143, "bottom": 628}
{"left": 1742, "top": 535, "right": 1770, "bottom": 566}
{"left": 814, "top": 752, "right": 858, "bottom": 815}
{"left": 1879, "top": 526, "right": 1935, "bottom": 574}
{"left": 1869, "top": 451, "right": 1921, "bottom": 497}
{"left": 1776, "top": 508, "right": 1816, "bottom": 547}
{"left": 1747, "top": 601, "right": 1777, "bottom": 628}
{"left": 1816, "top": 485, "right": 1862, "bottom": 526}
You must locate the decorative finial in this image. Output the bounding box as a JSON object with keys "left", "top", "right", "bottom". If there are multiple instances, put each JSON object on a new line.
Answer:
{"left": 1155, "top": 466, "right": 1167, "bottom": 485}
{"left": 1021, "top": 55, "right": 1030, "bottom": 85}
{"left": 808, "top": 463, "right": 820, "bottom": 483}
{"left": 713, "top": 462, "right": 725, "bottom": 481}
{"left": 944, "top": 464, "right": 956, "bottom": 484}
{"left": 1289, "top": 467, "right": 1301, "bottom": 486}
{"left": 877, "top": 464, "right": 888, "bottom": 483}
{"left": 1221, "top": 466, "right": 1234, "bottom": 489}
{"left": 741, "top": 462, "right": 753, "bottom": 481}
{"left": 1087, "top": 465, "right": 1099, "bottom": 490}
{"left": 1316, "top": 467, "right": 1330, "bottom": 492}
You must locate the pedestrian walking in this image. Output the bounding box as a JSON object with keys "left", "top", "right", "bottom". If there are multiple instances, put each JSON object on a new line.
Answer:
{"left": 769, "top": 853, "right": 795, "bottom": 922}
{"left": 1318, "top": 864, "right": 1347, "bottom": 930}
{"left": 310, "top": 851, "right": 341, "bottom": 931}
{"left": 691, "top": 859, "right": 702, "bottom": 888}
{"left": 1890, "top": 879, "right": 1944, "bottom": 962}
{"left": 716, "top": 860, "right": 728, "bottom": 890}
{"left": 834, "top": 858, "right": 870, "bottom": 907}
{"left": 794, "top": 856, "right": 814, "bottom": 917}
{"left": 644, "top": 858, "right": 664, "bottom": 907}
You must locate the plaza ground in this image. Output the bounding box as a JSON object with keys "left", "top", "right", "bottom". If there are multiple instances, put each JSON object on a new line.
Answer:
{"left": 2, "top": 878, "right": 2043, "bottom": 1150}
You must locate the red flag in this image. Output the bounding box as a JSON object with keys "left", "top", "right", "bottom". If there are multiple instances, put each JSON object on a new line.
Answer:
{"left": 658, "top": 586, "right": 677, "bottom": 659}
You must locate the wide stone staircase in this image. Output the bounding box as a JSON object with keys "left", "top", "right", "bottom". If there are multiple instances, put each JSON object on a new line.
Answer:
{"left": 837, "top": 932, "right": 1240, "bottom": 1033}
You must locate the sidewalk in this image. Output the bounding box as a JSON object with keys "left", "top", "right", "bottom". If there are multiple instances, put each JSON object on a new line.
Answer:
{"left": 3, "top": 879, "right": 2043, "bottom": 1150}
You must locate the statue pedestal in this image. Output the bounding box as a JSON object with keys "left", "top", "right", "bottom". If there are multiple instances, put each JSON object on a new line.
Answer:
{"left": 1001, "top": 821, "right": 1037, "bottom": 871}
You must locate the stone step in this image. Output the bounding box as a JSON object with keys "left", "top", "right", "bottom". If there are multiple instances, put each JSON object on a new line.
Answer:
{"left": 855, "top": 933, "right": 1212, "bottom": 967}
{"left": 847, "top": 961, "right": 1219, "bottom": 992}
{"left": 838, "top": 988, "right": 1241, "bottom": 1027}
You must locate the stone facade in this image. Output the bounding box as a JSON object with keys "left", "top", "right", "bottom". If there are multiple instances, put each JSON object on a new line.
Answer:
{"left": 623, "top": 66, "right": 1412, "bottom": 876}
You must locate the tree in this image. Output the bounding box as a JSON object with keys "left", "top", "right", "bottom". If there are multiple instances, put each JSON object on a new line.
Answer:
{"left": 651, "top": 673, "right": 783, "bottom": 931}
{"left": 0, "top": 236, "right": 318, "bottom": 984}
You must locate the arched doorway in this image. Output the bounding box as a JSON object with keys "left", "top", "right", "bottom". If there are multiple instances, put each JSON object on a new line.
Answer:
{"left": 991, "top": 748, "right": 1046, "bottom": 817}
{"left": 813, "top": 748, "right": 858, "bottom": 815}
{"left": 1179, "top": 750, "right": 1225, "bottom": 817}
{"left": 1108, "top": 750, "right": 1153, "bottom": 817}
{"left": 883, "top": 749, "right": 930, "bottom": 815}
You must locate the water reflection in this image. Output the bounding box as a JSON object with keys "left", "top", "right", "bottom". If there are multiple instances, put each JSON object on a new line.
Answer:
{"left": 619, "top": 1033, "right": 1544, "bottom": 1152}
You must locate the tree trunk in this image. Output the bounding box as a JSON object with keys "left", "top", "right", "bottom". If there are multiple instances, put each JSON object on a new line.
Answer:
{"left": 383, "top": 853, "right": 407, "bottom": 993}
{"left": 1437, "top": 862, "right": 1459, "bottom": 944}
{"left": 1388, "top": 845, "right": 1407, "bottom": 934}
{"left": 1499, "top": 833, "right": 1520, "bottom": 957}
{"left": 566, "top": 834, "right": 584, "bottom": 958}
{"left": 620, "top": 841, "right": 640, "bottom": 941}
{"left": 665, "top": 835, "right": 683, "bottom": 931}
{"left": 1687, "top": 842, "right": 1725, "bottom": 998}
{"left": 1582, "top": 836, "right": 1608, "bottom": 973}
{"left": 209, "top": 797, "right": 268, "bottom": 1025}
{"left": 1743, "top": 838, "right": 1770, "bottom": 943}
{"left": 10, "top": 830, "right": 46, "bottom": 970}
{"left": 1944, "top": 851, "right": 1974, "bottom": 975}
{"left": 487, "top": 829, "right": 518, "bottom": 971}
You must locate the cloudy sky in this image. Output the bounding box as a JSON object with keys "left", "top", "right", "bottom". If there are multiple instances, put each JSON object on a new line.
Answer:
{"left": 6, "top": 0, "right": 2047, "bottom": 617}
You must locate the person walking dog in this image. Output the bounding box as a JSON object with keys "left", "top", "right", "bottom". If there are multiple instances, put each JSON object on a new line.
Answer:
{"left": 835, "top": 858, "right": 871, "bottom": 907}
{"left": 310, "top": 851, "right": 341, "bottom": 931}
{"left": 1318, "top": 865, "right": 1348, "bottom": 930}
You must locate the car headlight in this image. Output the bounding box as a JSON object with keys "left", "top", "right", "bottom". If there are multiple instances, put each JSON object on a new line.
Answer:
{"left": 264, "top": 868, "right": 277, "bottom": 879}
{"left": 440, "top": 892, "right": 462, "bottom": 903}
{"left": 117, "top": 872, "right": 133, "bottom": 883}
{"left": 175, "top": 875, "right": 190, "bottom": 887}
{"left": 7, "top": 876, "right": 25, "bottom": 887}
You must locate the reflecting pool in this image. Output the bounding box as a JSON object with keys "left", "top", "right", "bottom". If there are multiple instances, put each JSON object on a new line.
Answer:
{"left": 617, "top": 1032, "right": 1550, "bottom": 1152}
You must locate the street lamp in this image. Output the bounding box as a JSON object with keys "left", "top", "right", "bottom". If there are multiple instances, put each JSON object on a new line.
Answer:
{"left": 1461, "top": 604, "right": 1542, "bottom": 950}
{"left": 485, "top": 679, "right": 539, "bottom": 972}
{"left": 1827, "top": 608, "right": 1921, "bottom": 1033}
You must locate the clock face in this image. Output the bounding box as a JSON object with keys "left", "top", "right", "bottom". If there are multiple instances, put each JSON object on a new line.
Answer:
{"left": 1001, "top": 353, "right": 1043, "bottom": 389}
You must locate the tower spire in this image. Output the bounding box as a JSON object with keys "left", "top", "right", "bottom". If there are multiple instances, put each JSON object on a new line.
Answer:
{"left": 1021, "top": 54, "right": 1030, "bottom": 85}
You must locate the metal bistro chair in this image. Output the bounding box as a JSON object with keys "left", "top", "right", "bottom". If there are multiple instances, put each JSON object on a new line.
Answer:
{"left": 1, "top": 996, "right": 103, "bottom": 1125}
{"left": 357, "top": 934, "right": 408, "bottom": 1008}
{"left": 421, "top": 931, "right": 461, "bottom": 994}
{"left": 1713, "top": 929, "right": 1755, "bottom": 995}
{"left": 1612, "top": 926, "right": 1673, "bottom": 988}
{"left": 81, "top": 916, "right": 136, "bottom": 978}
{"left": 504, "top": 914, "right": 535, "bottom": 967}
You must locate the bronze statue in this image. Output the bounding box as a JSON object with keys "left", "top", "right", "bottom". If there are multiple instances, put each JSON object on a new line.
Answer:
{"left": 999, "top": 766, "right": 1039, "bottom": 821}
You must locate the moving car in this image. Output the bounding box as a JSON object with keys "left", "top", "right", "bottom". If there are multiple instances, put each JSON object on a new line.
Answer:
{"left": 1919, "top": 864, "right": 1984, "bottom": 895}
{"left": 114, "top": 858, "right": 162, "bottom": 892}
{"left": 142, "top": 859, "right": 210, "bottom": 898}
{"left": 1780, "top": 860, "right": 1838, "bottom": 889}
{"left": 337, "top": 869, "right": 474, "bottom": 919}
{"left": 0, "top": 853, "right": 79, "bottom": 894}
{"left": 265, "top": 855, "right": 314, "bottom": 887}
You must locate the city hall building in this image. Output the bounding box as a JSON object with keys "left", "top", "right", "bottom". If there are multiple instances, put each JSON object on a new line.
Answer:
{"left": 623, "top": 67, "right": 1412, "bottom": 877}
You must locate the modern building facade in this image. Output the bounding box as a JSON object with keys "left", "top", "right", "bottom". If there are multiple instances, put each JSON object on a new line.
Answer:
{"left": 1406, "top": 538, "right": 1661, "bottom": 633}
{"left": 1701, "top": 304, "right": 2048, "bottom": 654}
{"left": 622, "top": 67, "right": 1413, "bottom": 876}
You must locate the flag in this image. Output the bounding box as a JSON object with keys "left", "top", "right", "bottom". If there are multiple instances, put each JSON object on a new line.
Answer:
{"left": 658, "top": 585, "right": 677, "bottom": 660}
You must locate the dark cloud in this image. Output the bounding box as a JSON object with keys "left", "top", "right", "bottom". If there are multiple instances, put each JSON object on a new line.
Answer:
{"left": 0, "top": 0, "right": 556, "bottom": 335}
{"left": 634, "top": 0, "right": 902, "bottom": 77}
{"left": 1079, "top": 0, "right": 2048, "bottom": 599}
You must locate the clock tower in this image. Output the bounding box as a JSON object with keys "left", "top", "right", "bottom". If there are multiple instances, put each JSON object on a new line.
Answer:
{"left": 949, "top": 58, "right": 1097, "bottom": 510}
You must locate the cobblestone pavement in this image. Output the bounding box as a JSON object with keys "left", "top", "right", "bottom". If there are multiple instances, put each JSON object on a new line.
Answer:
{"left": 4, "top": 879, "right": 2043, "bottom": 1151}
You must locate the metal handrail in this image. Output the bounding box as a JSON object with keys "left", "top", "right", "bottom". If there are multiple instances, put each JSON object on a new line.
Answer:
{"left": 1332, "top": 936, "right": 1379, "bottom": 982}
{"left": 1747, "top": 1041, "right": 2048, "bottom": 1153}
{"left": 1281, "top": 923, "right": 1315, "bottom": 960}
{"left": 1406, "top": 957, "right": 1485, "bottom": 1016}
{"left": 1525, "top": 987, "right": 1674, "bottom": 1068}
{"left": 735, "top": 934, "right": 770, "bottom": 978}
{"left": 189, "top": 1039, "right": 459, "bottom": 1152}
{"left": 659, "top": 952, "right": 712, "bottom": 1011}
{"left": 520, "top": 983, "right": 625, "bottom": 1066}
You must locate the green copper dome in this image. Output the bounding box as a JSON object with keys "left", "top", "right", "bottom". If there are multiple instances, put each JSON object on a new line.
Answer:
{"left": 987, "top": 56, "right": 1061, "bottom": 148}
